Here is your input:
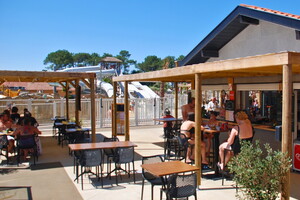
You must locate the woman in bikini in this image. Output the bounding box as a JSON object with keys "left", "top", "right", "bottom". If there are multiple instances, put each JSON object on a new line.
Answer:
{"left": 218, "top": 111, "right": 254, "bottom": 170}
{"left": 180, "top": 113, "right": 209, "bottom": 168}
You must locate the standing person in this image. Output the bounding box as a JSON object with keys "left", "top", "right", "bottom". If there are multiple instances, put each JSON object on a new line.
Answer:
{"left": 10, "top": 106, "right": 20, "bottom": 124}
{"left": 207, "top": 97, "right": 219, "bottom": 112}
{"left": 218, "top": 111, "right": 254, "bottom": 170}
{"left": 181, "top": 97, "right": 195, "bottom": 121}
{"left": 180, "top": 113, "right": 209, "bottom": 169}
{"left": 162, "top": 108, "right": 174, "bottom": 138}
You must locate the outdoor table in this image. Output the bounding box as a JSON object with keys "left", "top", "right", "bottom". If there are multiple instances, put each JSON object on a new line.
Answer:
{"left": 69, "top": 141, "right": 137, "bottom": 182}
{"left": 68, "top": 141, "right": 137, "bottom": 151}
{"left": 54, "top": 121, "right": 76, "bottom": 145}
{"left": 141, "top": 160, "right": 200, "bottom": 191}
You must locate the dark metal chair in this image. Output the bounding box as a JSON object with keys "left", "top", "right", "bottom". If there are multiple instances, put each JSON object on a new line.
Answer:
{"left": 160, "top": 173, "right": 197, "bottom": 200}
{"left": 103, "top": 137, "right": 119, "bottom": 178}
{"left": 0, "top": 135, "right": 9, "bottom": 164}
{"left": 112, "top": 146, "right": 135, "bottom": 185}
{"left": 16, "top": 134, "right": 38, "bottom": 165}
{"left": 141, "top": 155, "right": 164, "bottom": 200}
{"left": 76, "top": 149, "right": 103, "bottom": 190}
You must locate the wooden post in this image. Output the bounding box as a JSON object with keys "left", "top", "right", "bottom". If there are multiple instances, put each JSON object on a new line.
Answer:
{"left": 124, "top": 81, "right": 130, "bottom": 141}
{"left": 90, "top": 77, "right": 96, "bottom": 143}
{"left": 65, "top": 82, "right": 69, "bottom": 120}
{"left": 75, "top": 79, "right": 80, "bottom": 126}
{"left": 112, "top": 81, "right": 118, "bottom": 137}
{"left": 175, "top": 82, "right": 178, "bottom": 119}
{"left": 281, "top": 64, "right": 292, "bottom": 200}
{"left": 195, "top": 73, "right": 202, "bottom": 185}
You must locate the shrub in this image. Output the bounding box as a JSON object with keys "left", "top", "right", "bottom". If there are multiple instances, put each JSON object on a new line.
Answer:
{"left": 228, "top": 140, "right": 291, "bottom": 200}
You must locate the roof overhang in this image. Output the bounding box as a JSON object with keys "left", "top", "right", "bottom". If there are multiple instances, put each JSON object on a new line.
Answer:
{"left": 180, "top": 5, "right": 300, "bottom": 66}
{"left": 0, "top": 70, "right": 96, "bottom": 85}
{"left": 113, "top": 52, "right": 300, "bottom": 83}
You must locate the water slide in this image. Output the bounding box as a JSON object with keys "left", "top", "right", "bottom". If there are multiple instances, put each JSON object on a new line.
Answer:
{"left": 57, "top": 66, "right": 158, "bottom": 98}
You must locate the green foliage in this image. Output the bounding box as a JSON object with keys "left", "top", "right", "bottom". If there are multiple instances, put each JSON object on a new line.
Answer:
{"left": 137, "top": 55, "right": 162, "bottom": 72}
{"left": 73, "top": 53, "right": 92, "bottom": 66}
{"left": 116, "top": 50, "right": 137, "bottom": 74}
{"left": 102, "top": 77, "right": 112, "bottom": 84}
{"left": 88, "top": 53, "right": 102, "bottom": 66}
{"left": 228, "top": 140, "right": 291, "bottom": 200}
{"left": 44, "top": 50, "right": 74, "bottom": 71}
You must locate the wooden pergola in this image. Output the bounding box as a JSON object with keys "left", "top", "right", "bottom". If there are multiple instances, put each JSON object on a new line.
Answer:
{"left": 0, "top": 70, "right": 98, "bottom": 142}
{"left": 113, "top": 51, "right": 300, "bottom": 200}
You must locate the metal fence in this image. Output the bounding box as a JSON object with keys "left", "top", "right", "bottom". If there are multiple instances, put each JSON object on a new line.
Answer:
{"left": 0, "top": 94, "right": 188, "bottom": 128}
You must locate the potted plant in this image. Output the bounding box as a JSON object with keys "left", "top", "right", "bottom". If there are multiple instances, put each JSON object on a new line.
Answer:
{"left": 228, "top": 140, "right": 291, "bottom": 200}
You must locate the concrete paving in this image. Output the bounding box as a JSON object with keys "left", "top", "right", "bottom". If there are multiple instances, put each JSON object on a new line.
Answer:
{"left": 1, "top": 124, "right": 300, "bottom": 200}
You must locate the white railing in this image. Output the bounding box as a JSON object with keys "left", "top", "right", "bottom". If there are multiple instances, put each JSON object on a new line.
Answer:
{"left": 0, "top": 94, "right": 188, "bottom": 127}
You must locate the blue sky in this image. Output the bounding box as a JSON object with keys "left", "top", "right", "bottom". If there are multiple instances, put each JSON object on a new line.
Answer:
{"left": 1, "top": 0, "right": 300, "bottom": 71}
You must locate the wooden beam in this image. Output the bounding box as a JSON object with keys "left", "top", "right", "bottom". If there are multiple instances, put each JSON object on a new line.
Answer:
{"left": 195, "top": 73, "right": 202, "bottom": 185}
{"left": 58, "top": 82, "right": 66, "bottom": 89}
{"left": 65, "top": 82, "right": 69, "bottom": 120}
{"left": 281, "top": 64, "right": 292, "bottom": 200}
{"left": 75, "top": 80, "right": 80, "bottom": 126}
{"left": 90, "top": 77, "right": 96, "bottom": 143}
{"left": 81, "top": 79, "right": 91, "bottom": 89}
{"left": 175, "top": 82, "right": 178, "bottom": 118}
{"left": 124, "top": 81, "right": 130, "bottom": 141}
{"left": 69, "top": 81, "right": 76, "bottom": 88}
{"left": 112, "top": 52, "right": 294, "bottom": 83}
{"left": 112, "top": 82, "right": 118, "bottom": 137}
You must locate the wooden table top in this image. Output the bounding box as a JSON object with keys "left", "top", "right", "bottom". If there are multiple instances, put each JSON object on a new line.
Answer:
{"left": 68, "top": 141, "right": 137, "bottom": 151}
{"left": 141, "top": 161, "right": 200, "bottom": 177}
{"left": 153, "top": 118, "right": 183, "bottom": 122}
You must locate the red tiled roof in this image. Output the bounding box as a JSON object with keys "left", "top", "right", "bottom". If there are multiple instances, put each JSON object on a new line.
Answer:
{"left": 240, "top": 4, "right": 300, "bottom": 20}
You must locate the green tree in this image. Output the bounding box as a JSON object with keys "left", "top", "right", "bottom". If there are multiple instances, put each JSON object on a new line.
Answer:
{"left": 44, "top": 50, "right": 74, "bottom": 71}
{"left": 101, "top": 53, "right": 113, "bottom": 58}
{"left": 87, "top": 53, "right": 101, "bottom": 66}
{"left": 176, "top": 55, "right": 185, "bottom": 62}
{"left": 116, "top": 50, "right": 136, "bottom": 74}
{"left": 73, "top": 53, "right": 91, "bottom": 67}
{"left": 136, "top": 55, "right": 162, "bottom": 72}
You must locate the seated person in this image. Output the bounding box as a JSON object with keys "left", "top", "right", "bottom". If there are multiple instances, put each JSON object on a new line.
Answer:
{"left": 18, "top": 111, "right": 39, "bottom": 127}
{"left": 162, "top": 108, "right": 174, "bottom": 138}
{"left": 218, "top": 111, "right": 254, "bottom": 170}
{"left": 180, "top": 113, "right": 209, "bottom": 168}
{"left": 0, "top": 112, "right": 15, "bottom": 153}
{"left": 10, "top": 106, "right": 20, "bottom": 124}
{"left": 13, "top": 117, "right": 42, "bottom": 160}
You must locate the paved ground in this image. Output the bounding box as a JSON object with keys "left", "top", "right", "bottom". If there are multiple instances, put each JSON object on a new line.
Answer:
{"left": 1, "top": 123, "right": 300, "bottom": 200}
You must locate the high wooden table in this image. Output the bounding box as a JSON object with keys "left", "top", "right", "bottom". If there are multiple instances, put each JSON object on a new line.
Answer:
{"left": 202, "top": 127, "right": 222, "bottom": 174}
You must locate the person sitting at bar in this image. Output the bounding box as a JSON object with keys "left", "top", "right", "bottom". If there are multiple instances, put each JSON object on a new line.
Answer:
{"left": 218, "top": 111, "right": 254, "bottom": 170}
{"left": 180, "top": 113, "right": 209, "bottom": 168}
{"left": 181, "top": 97, "right": 195, "bottom": 121}
{"left": 162, "top": 108, "right": 174, "bottom": 138}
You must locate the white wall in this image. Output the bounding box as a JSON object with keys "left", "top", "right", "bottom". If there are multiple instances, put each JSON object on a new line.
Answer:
{"left": 208, "top": 20, "right": 300, "bottom": 62}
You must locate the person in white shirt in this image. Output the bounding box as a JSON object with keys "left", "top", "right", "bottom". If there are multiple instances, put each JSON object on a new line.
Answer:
{"left": 207, "top": 97, "right": 219, "bottom": 112}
